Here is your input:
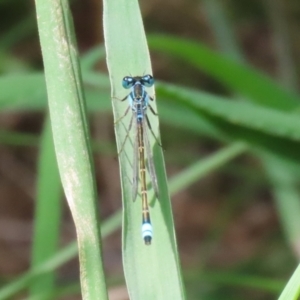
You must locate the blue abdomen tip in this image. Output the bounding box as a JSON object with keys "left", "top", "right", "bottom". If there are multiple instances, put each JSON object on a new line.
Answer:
{"left": 142, "top": 223, "right": 152, "bottom": 244}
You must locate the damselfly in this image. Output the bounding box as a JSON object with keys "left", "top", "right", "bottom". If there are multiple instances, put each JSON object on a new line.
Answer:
{"left": 117, "top": 74, "right": 160, "bottom": 245}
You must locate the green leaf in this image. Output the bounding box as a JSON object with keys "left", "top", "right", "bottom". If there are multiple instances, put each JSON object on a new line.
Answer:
{"left": 263, "top": 153, "right": 300, "bottom": 255}
{"left": 30, "top": 118, "right": 62, "bottom": 297}
{"left": 0, "top": 73, "right": 47, "bottom": 110}
{"left": 156, "top": 83, "right": 300, "bottom": 169}
{"left": 170, "top": 142, "right": 247, "bottom": 195}
{"left": 35, "top": 0, "right": 108, "bottom": 299}
{"left": 278, "top": 263, "right": 300, "bottom": 300}
{"left": 157, "top": 82, "right": 300, "bottom": 141}
{"left": 80, "top": 45, "right": 106, "bottom": 71}
{"left": 103, "top": 1, "right": 185, "bottom": 299}
{"left": 148, "top": 35, "right": 300, "bottom": 111}
{"left": 0, "top": 210, "right": 122, "bottom": 300}
{"left": 0, "top": 71, "right": 111, "bottom": 112}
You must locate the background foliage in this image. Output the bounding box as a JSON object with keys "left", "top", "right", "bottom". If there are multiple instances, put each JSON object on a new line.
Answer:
{"left": 0, "top": 0, "right": 300, "bottom": 299}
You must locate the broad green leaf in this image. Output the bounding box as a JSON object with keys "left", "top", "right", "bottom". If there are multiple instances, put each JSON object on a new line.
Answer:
{"left": 103, "top": 0, "right": 185, "bottom": 299}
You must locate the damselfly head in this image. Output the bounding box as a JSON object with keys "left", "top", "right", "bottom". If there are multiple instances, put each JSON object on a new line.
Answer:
{"left": 122, "top": 76, "right": 135, "bottom": 89}
{"left": 141, "top": 74, "right": 154, "bottom": 87}
{"left": 122, "top": 75, "right": 154, "bottom": 89}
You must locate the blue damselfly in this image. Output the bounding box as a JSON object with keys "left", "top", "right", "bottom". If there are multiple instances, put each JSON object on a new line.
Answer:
{"left": 117, "top": 74, "right": 160, "bottom": 245}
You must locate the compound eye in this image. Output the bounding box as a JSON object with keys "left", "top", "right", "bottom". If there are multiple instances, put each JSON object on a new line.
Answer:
{"left": 122, "top": 76, "right": 134, "bottom": 89}
{"left": 142, "top": 74, "right": 154, "bottom": 87}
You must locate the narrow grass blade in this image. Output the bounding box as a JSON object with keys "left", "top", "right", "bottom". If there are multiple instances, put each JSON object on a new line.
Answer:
{"left": 0, "top": 73, "right": 47, "bottom": 110}
{"left": 148, "top": 35, "right": 300, "bottom": 111}
{"left": 185, "top": 270, "right": 284, "bottom": 294}
{"left": 263, "top": 153, "right": 300, "bottom": 257}
{"left": 157, "top": 82, "right": 300, "bottom": 142}
{"left": 0, "top": 72, "right": 111, "bottom": 112}
{"left": 278, "top": 263, "right": 300, "bottom": 300}
{"left": 0, "top": 14, "right": 36, "bottom": 51}
{"left": 202, "top": 0, "right": 243, "bottom": 62}
{"left": 264, "top": 0, "right": 298, "bottom": 91}
{"left": 0, "top": 130, "right": 39, "bottom": 146}
{"left": 0, "top": 210, "right": 121, "bottom": 300}
{"left": 170, "top": 142, "right": 247, "bottom": 195}
{"left": 156, "top": 83, "right": 300, "bottom": 169}
{"left": 81, "top": 45, "right": 106, "bottom": 71}
{"left": 103, "top": 1, "right": 185, "bottom": 299}
{"left": 35, "top": 0, "right": 108, "bottom": 299}
{"left": 30, "top": 118, "right": 62, "bottom": 297}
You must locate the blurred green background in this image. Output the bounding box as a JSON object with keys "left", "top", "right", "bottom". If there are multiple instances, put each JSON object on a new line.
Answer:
{"left": 1, "top": 0, "right": 300, "bottom": 299}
